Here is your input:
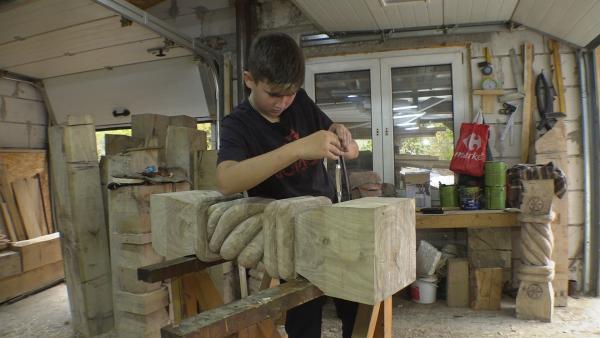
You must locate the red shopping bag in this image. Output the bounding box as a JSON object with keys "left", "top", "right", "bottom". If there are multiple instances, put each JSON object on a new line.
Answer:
{"left": 450, "top": 112, "right": 489, "bottom": 177}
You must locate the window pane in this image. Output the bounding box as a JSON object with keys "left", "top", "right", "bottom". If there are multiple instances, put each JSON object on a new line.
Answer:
{"left": 391, "top": 64, "right": 455, "bottom": 188}
{"left": 314, "top": 70, "right": 373, "bottom": 172}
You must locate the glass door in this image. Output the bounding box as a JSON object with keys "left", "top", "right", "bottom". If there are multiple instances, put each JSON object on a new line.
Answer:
{"left": 305, "top": 59, "right": 383, "bottom": 178}
{"left": 381, "top": 52, "right": 468, "bottom": 199}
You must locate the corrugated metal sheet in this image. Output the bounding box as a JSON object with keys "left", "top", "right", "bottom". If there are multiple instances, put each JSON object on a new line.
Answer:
{"left": 0, "top": 0, "right": 192, "bottom": 79}
{"left": 293, "top": 0, "right": 600, "bottom": 47}
{"left": 512, "top": 0, "right": 600, "bottom": 47}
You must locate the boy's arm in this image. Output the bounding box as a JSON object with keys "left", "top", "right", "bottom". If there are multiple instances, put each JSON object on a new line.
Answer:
{"left": 217, "top": 130, "right": 344, "bottom": 196}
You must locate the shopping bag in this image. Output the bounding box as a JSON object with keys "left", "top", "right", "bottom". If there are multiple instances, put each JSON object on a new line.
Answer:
{"left": 449, "top": 112, "right": 489, "bottom": 177}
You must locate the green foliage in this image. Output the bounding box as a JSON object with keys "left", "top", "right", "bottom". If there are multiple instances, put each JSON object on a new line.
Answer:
{"left": 398, "top": 127, "right": 454, "bottom": 160}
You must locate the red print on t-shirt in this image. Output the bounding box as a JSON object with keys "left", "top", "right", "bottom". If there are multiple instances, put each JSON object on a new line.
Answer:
{"left": 276, "top": 129, "right": 319, "bottom": 179}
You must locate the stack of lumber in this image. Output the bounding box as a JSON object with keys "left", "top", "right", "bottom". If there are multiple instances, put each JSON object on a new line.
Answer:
{"left": 48, "top": 116, "right": 113, "bottom": 336}
{"left": 0, "top": 150, "right": 53, "bottom": 242}
{"left": 105, "top": 114, "right": 205, "bottom": 338}
{"left": 152, "top": 195, "right": 417, "bottom": 305}
{"left": 0, "top": 150, "right": 63, "bottom": 304}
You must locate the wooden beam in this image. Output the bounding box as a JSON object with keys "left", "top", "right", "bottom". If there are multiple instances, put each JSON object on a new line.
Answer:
{"left": 521, "top": 42, "right": 535, "bottom": 163}
{"left": 416, "top": 210, "right": 518, "bottom": 229}
{"left": 11, "top": 232, "right": 62, "bottom": 272}
{"left": 161, "top": 279, "right": 323, "bottom": 338}
{"left": 137, "top": 256, "right": 226, "bottom": 283}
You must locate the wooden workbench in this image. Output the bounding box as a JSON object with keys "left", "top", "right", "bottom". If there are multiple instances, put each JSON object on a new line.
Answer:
{"left": 417, "top": 210, "right": 519, "bottom": 229}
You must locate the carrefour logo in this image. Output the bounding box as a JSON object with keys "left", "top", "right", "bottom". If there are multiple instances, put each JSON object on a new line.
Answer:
{"left": 462, "top": 133, "right": 482, "bottom": 151}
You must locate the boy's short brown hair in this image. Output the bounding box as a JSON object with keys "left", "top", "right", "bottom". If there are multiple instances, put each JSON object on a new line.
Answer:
{"left": 247, "top": 32, "right": 305, "bottom": 94}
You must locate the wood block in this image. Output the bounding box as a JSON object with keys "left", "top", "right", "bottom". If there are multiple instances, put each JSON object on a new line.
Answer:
{"left": 115, "top": 286, "right": 169, "bottom": 315}
{"left": 117, "top": 308, "right": 169, "bottom": 337}
{"left": 0, "top": 260, "right": 64, "bottom": 303}
{"left": 62, "top": 272, "right": 114, "bottom": 336}
{"left": 131, "top": 114, "right": 169, "bottom": 149}
{"left": 447, "top": 258, "right": 469, "bottom": 307}
{"left": 276, "top": 196, "right": 331, "bottom": 280}
{"left": 165, "top": 126, "right": 207, "bottom": 180}
{"left": 109, "top": 184, "right": 173, "bottom": 234}
{"left": 118, "top": 267, "right": 162, "bottom": 294}
{"left": 193, "top": 150, "right": 219, "bottom": 190}
{"left": 115, "top": 232, "right": 153, "bottom": 245}
{"left": 119, "top": 243, "right": 164, "bottom": 270}
{"left": 295, "top": 197, "right": 416, "bottom": 305}
{"left": 105, "top": 148, "right": 160, "bottom": 179}
{"left": 48, "top": 123, "right": 114, "bottom": 336}
{"left": 470, "top": 267, "right": 503, "bottom": 310}
{"left": 11, "top": 233, "right": 62, "bottom": 272}
{"left": 150, "top": 190, "right": 228, "bottom": 259}
{"left": 67, "top": 114, "right": 94, "bottom": 126}
{"left": 0, "top": 251, "right": 21, "bottom": 279}
{"left": 105, "top": 134, "right": 143, "bottom": 155}
{"left": 169, "top": 115, "right": 198, "bottom": 128}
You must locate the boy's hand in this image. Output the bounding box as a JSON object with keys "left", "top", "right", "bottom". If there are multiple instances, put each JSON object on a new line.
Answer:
{"left": 295, "top": 130, "right": 345, "bottom": 160}
{"left": 328, "top": 123, "right": 353, "bottom": 151}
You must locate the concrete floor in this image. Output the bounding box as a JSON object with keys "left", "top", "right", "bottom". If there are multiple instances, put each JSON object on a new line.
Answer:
{"left": 1, "top": 283, "right": 599, "bottom": 337}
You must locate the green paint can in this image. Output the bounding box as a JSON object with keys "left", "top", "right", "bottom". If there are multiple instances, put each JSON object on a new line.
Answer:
{"left": 484, "top": 161, "right": 507, "bottom": 186}
{"left": 485, "top": 186, "right": 506, "bottom": 209}
{"left": 440, "top": 185, "right": 459, "bottom": 208}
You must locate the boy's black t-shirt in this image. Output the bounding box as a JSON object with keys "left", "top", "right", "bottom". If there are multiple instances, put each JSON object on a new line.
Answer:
{"left": 217, "top": 89, "right": 335, "bottom": 200}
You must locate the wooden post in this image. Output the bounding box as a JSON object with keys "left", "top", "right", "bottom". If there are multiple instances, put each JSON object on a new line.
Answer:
{"left": 521, "top": 42, "right": 535, "bottom": 163}
{"left": 516, "top": 179, "right": 555, "bottom": 322}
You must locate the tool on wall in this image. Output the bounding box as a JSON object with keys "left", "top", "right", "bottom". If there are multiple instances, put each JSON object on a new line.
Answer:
{"left": 535, "top": 71, "right": 566, "bottom": 133}
{"left": 478, "top": 47, "right": 499, "bottom": 90}
{"left": 499, "top": 49, "right": 525, "bottom": 103}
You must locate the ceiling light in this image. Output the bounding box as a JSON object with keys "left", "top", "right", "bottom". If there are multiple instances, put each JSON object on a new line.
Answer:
{"left": 347, "top": 95, "right": 358, "bottom": 98}
{"left": 405, "top": 126, "right": 420, "bottom": 131}
{"left": 393, "top": 105, "right": 417, "bottom": 111}
{"left": 393, "top": 113, "right": 426, "bottom": 119}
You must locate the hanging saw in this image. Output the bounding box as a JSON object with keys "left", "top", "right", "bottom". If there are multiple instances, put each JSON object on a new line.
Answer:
{"left": 535, "top": 71, "right": 566, "bottom": 133}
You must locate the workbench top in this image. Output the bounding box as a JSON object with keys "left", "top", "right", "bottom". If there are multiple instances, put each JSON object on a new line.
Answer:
{"left": 416, "top": 210, "right": 519, "bottom": 229}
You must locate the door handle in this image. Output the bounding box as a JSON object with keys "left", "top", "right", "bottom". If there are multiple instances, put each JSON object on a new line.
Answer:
{"left": 385, "top": 128, "right": 389, "bottom": 136}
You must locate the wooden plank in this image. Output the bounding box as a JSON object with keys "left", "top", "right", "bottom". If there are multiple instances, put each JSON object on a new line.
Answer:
{"left": 11, "top": 177, "right": 42, "bottom": 239}
{"left": 11, "top": 232, "right": 62, "bottom": 272}
{"left": 0, "top": 163, "right": 26, "bottom": 240}
{"left": 0, "top": 201, "right": 17, "bottom": 242}
{"left": 416, "top": 210, "right": 519, "bottom": 229}
{"left": 470, "top": 267, "right": 503, "bottom": 310}
{"left": 0, "top": 260, "right": 64, "bottom": 303}
{"left": 295, "top": 197, "right": 416, "bottom": 305}
{"left": 105, "top": 134, "right": 142, "bottom": 156}
{"left": 447, "top": 258, "right": 469, "bottom": 307}
{"left": 0, "top": 250, "right": 21, "bottom": 279}
{"left": 28, "top": 176, "right": 48, "bottom": 235}
{"left": 521, "top": 42, "right": 535, "bottom": 163}
{"left": 161, "top": 278, "right": 323, "bottom": 338}
{"left": 137, "top": 256, "right": 226, "bottom": 283}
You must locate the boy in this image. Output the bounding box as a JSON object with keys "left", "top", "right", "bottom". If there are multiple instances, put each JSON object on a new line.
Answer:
{"left": 217, "top": 32, "right": 359, "bottom": 338}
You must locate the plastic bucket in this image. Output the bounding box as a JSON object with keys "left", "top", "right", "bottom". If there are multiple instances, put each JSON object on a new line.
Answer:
{"left": 484, "top": 161, "right": 507, "bottom": 186}
{"left": 459, "top": 186, "right": 481, "bottom": 210}
{"left": 410, "top": 276, "right": 438, "bottom": 304}
{"left": 440, "top": 185, "right": 459, "bottom": 208}
{"left": 485, "top": 186, "right": 506, "bottom": 209}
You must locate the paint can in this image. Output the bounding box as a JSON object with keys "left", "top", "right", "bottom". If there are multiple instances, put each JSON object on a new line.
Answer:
{"left": 485, "top": 186, "right": 506, "bottom": 209}
{"left": 440, "top": 185, "right": 459, "bottom": 208}
{"left": 484, "top": 161, "right": 507, "bottom": 186}
{"left": 410, "top": 276, "right": 438, "bottom": 304}
{"left": 459, "top": 186, "right": 481, "bottom": 210}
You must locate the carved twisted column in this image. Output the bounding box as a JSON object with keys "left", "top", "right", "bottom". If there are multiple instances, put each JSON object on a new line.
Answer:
{"left": 516, "top": 179, "right": 556, "bottom": 322}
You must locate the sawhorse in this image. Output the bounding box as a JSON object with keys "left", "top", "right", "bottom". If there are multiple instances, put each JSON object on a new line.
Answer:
{"left": 138, "top": 256, "right": 393, "bottom": 338}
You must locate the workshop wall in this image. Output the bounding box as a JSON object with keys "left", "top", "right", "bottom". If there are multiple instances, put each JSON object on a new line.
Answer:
{"left": 470, "top": 30, "right": 584, "bottom": 290}
{"left": 0, "top": 78, "right": 47, "bottom": 149}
